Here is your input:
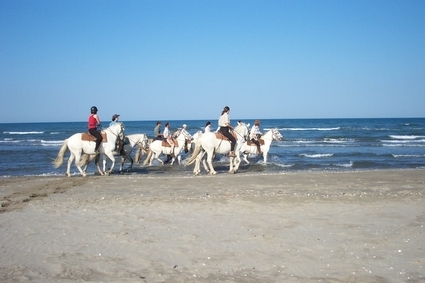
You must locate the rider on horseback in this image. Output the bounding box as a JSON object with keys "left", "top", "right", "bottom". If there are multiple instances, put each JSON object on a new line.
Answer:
{"left": 250, "top": 119, "right": 263, "bottom": 154}
{"left": 110, "top": 114, "right": 124, "bottom": 154}
{"left": 163, "top": 122, "right": 175, "bottom": 157}
{"left": 88, "top": 106, "right": 102, "bottom": 154}
{"left": 218, "top": 106, "right": 236, "bottom": 157}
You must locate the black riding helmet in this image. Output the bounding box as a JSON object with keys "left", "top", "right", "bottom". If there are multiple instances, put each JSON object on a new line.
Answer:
{"left": 90, "top": 106, "right": 98, "bottom": 114}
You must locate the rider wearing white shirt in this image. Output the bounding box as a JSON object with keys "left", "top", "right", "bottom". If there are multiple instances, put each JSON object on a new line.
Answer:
{"left": 163, "top": 122, "right": 175, "bottom": 156}
{"left": 250, "top": 120, "right": 262, "bottom": 154}
{"left": 218, "top": 106, "right": 236, "bottom": 157}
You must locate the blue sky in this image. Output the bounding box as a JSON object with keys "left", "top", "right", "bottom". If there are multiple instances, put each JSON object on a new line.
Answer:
{"left": 1, "top": 0, "right": 424, "bottom": 123}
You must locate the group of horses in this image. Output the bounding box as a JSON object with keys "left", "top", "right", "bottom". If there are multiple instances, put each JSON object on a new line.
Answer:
{"left": 52, "top": 122, "right": 283, "bottom": 177}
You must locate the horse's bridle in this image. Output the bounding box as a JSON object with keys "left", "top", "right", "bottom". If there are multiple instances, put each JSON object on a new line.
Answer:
{"left": 233, "top": 124, "right": 250, "bottom": 142}
{"left": 106, "top": 123, "right": 125, "bottom": 141}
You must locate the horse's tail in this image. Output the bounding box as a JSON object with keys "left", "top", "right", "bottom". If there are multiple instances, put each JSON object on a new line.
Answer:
{"left": 142, "top": 149, "right": 153, "bottom": 166}
{"left": 79, "top": 154, "right": 90, "bottom": 167}
{"left": 53, "top": 140, "right": 68, "bottom": 168}
{"left": 135, "top": 147, "right": 142, "bottom": 163}
{"left": 186, "top": 140, "right": 202, "bottom": 166}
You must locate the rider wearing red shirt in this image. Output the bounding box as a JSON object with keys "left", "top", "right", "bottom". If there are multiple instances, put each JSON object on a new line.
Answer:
{"left": 88, "top": 106, "right": 102, "bottom": 154}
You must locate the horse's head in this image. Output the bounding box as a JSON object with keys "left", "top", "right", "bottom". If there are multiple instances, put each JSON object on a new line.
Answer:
{"left": 141, "top": 134, "right": 150, "bottom": 149}
{"left": 108, "top": 122, "right": 125, "bottom": 140}
{"left": 180, "top": 129, "right": 193, "bottom": 141}
{"left": 234, "top": 122, "right": 250, "bottom": 142}
{"left": 172, "top": 129, "right": 181, "bottom": 138}
{"left": 271, "top": 128, "right": 283, "bottom": 141}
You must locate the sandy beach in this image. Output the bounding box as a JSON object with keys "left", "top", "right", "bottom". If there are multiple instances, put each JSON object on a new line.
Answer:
{"left": 0, "top": 169, "right": 424, "bottom": 282}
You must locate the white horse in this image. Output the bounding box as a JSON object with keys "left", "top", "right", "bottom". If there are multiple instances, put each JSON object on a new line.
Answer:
{"left": 186, "top": 123, "right": 250, "bottom": 175}
{"left": 53, "top": 123, "right": 125, "bottom": 177}
{"left": 80, "top": 133, "right": 149, "bottom": 173}
{"left": 143, "top": 129, "right": 193, "bottom": 166}
{"left": 239, "top": 128, "right": 283, "bottom": 164}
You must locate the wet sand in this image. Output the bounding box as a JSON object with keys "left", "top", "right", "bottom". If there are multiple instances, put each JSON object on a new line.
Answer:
{"left": 0, "top": 169, "right": 424, "bottom": 282}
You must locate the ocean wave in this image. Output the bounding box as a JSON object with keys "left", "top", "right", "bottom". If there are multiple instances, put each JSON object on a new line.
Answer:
{"left": 324, "top": 138, "right": 354, "bottom": 144}
{"left": 300, "top": 153, "right": 334, "bottom": 158}
{"left": 389, "top": 135, "right": 425, "bottom": 140}
{"left": 41, "top": 140, "right": 64, "bottom": 146}
{"left": 336, "top": 161, "right": 353, "bottom": 167}
{"left": 382, "top": 144, "right": 425, "bottom": 147}
{"left": 274, "top": 163, "right": 293, "bottom": 168}
{"left": 281, "top": 127, "right": 340, "bottom": 131}
{"left": 4, "top": 131, "right": 44, "bottom": 135}
{"left": 392, "top": 154, "right": 425, "bottom": 158}
{"left": 382, "top": 139, "right": 425, "bottom": 144}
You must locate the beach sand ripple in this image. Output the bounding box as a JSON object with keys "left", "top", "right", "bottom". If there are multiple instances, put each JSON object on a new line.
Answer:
{"left": 0, "top": 170, "right": 424, "bottom": 282}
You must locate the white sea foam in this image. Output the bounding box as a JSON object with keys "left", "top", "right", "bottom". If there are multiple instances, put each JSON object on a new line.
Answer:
{"left": 382, "top": 139, "right": 425, "bottom": 144}
{"left": 392, "top": 154, "right": 425, "bottom": 158}
{"left": 41, "top": 140, "right": 64, "bottom": 146}
{"left": 383, "top": 144, "right": 425, "bottom": 147}
{"left": 300, "top": 153, "right": 334, "bottom": 158}
{"left": 4, "top": 131, "right": 44, "bottom": 135}
{"left": 336, "top": 162, "right": 353, "bottom": 167}
{"left": 389, "top": 135, "right": 424, "bottom": 140}
{"left": 274, "top": 163, "right": 293, "bottom": 168}
{"left": 324, "top": 138, "right": 354, "bottom": 144}
{"left": 281, "top": 127, "right": 340, "bottom": 131}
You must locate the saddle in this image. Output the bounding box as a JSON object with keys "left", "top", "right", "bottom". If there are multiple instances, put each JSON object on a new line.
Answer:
{"left": 247, "top": 139, "right": 265, "bottom": 146}
{"left": 81, "top": 131, "right": 108, "bottom": 142}
{"left": 161, "top": 138, "right": 179, "bottom": 147}
{"left": 215, "top": 131, "right": 237, "bottom": 141}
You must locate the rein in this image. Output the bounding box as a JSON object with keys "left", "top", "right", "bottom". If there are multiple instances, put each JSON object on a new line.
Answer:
{"left": 233, "top": 125, "right": 250, "bottom": 142}
{"left": 105, "top": 124, "right": 124, "bottom": 141}
{"left": 127, "top": 135, "right": 148, "bottom": 149}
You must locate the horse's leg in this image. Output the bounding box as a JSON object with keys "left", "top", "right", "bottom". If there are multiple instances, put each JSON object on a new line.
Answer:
{"left": 233, "top": 154, "right": 242, "bottom": 172}
{"left": 206, "top": 150, "right": 217, "bottom": 175}
{"left": 66, "top": 153, "right": 74, "bottom": 177}
{"left": 119, "top": 155, "right": 124, "bottom": 172}
{"left": 95, "top": 154, "right": 105, "bottom": 176}
{"left": 193, "top": 151, "right": 203, "bottom": 175}
{"left": 153, "top": 153, "right": 164, "bottom": 166}
{"left": 127, "top": 156, "right": 134, "bottom": 171}
{"left": 73, "top": 152, "right": 87, "bottom": 177}
{"left": 104, "top": 152, "right": 116, "bottom": 175}
{"left": 198, "top": 151, "right": 209, "bottom": 172}
{"left": 242, "top": 152, "right": 250, "bottom": 164}
{"left": 228, "top": 156, "right": 235, "bottom": 174}
{"left": 102, "top": 157, "right": 107, "bottom": 172}
{"left": 263, "top": 152, "right": 267, "bottom": 164}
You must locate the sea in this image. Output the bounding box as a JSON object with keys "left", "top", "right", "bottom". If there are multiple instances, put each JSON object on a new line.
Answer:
{"left": 1, "top": 118, "right": 424, "bottom": 177}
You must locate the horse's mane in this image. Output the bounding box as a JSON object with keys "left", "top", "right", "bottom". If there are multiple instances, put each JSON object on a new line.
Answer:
{"left": 172, "top": 129, "right": 181, "bottom": 138}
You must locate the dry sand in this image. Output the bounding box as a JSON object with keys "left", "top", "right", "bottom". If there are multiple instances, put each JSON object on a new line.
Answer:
{"left": 0, "top": 169, "right": 424, "bottom": 283}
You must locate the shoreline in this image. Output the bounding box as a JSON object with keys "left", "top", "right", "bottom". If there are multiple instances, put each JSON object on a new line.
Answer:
{"left": 1, "top": 169, "right": 424, "bottom": 282}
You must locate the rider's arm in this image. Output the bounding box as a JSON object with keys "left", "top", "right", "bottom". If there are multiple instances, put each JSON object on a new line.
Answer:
{"left": 94, "top": 115, "right": 101, "bottom": 127}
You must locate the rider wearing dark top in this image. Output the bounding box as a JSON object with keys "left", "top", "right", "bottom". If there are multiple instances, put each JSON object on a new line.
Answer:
{"left": 88, "top": 106, "right": 102, "bottom": 154}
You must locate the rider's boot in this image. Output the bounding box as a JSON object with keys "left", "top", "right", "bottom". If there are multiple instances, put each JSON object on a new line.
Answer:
{"left": 257, "top": 146, "right": 262, "bottom": 155}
